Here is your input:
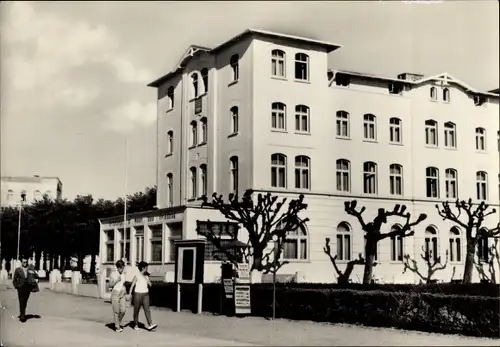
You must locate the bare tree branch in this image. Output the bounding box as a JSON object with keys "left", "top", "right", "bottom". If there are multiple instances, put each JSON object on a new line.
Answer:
{"left": 435, "top": 199, "right": 498, "bottom": 283}
{"left": 402, "top": 247, "right": 448, "bottom": 283}
{"left": 323, "top": 238, "right": 374, "bottom": 284}
{"left": 199, "top": 189, "right": 308, "bottom": 274}
{"left": 344, "top": 200, "right": 427, "bottom": 284}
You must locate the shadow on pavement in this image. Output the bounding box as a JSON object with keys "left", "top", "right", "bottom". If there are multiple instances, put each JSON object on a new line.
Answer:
{"left": 25, "top": 314, "right": 41, "bottom": 321}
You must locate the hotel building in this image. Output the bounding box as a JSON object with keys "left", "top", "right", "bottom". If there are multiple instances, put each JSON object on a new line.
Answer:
{"left": 99, "top": 29, "right": 499, "bottom": 288}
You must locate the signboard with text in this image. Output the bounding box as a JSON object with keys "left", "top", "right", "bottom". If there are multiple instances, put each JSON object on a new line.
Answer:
{"left": 234, "top": 284, "right": 251, "bottom": 315}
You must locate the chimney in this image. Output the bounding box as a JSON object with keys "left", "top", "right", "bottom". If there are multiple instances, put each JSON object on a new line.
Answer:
{"left": 397, "top": 73, "right": 424, "bottom": 81}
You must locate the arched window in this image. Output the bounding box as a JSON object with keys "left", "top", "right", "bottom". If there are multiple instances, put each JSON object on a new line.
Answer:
{"left": 189, "top": 167, "right": 197, "bottom": 199}
{"left": 279, "top": 222, "right": 308, "bottom": 260}
{"left": 167, "top": 86, "right": 174, "bottom": 109}
{"left": 200, "top": 164, "right": 207, "bottom": 197}
{"left": 425, "top": 120, "right": 438, "bottom": 146}
{"left": 200, "top": 117, "right": 208, "bottom": 143}
{"left": 230, "top": 156, "right": 239, "bottom": 194}
{"left": 475, "top": 127, "right": 486, "bottom": 151}
{"left": 20, "top": 190, "right": 27, "bottom": 201}
{"left": 230, "top": 54, "right": 239, "bottom": 81}
{"left": 443, "top": 88, "right": 450, "bottom": 102}
{"left": 230, "top": 106, "right": 239, "bottom": 134}
{"left": 191, "top": 73, "right": 199, "bottom": 98}
{"left": 389, "top": 164, "right": 403, "bottom": 196}
{"left": 167, "top": 131, "right": 174, "bottom": 155}
{"left": 363, "top": 161, "right": 377, "bottom": 194}
{"left": 7, "top": 190, "right": 13, "bottom": 201}
{"left": 271, "top": 49, "right": 286, "bottom": 78}
{"left": 271, "top": 102, "right": 286, "bottom": 130}
{"left": 426, "top": 167, "right": 439, "bottom": 198}
{"left": 336, "top": 111, "right": 349, "bottom": 138}
{"left": 271, "top": 154, "right": 286, "bottom": 188}
{"left": 476, "top": 171, "right": 487, "bottom": 200}
{"left": 449, "top": 227, "right": 461, "bottom": 262}
{"left": 295, "top": 105, "right": 309, "bottom": 133}
{"left": 389, "top": 117, "right": 402, "bottom": 143}
{"left": 444, "top": 122, "right": 456, "bottom": 148}
{"left": 294, "top": 156, "right": 310, "bottom": 190}
{"left": 166, "top": 173, "right": 173, "bottom": 207}
{"left": 190, "top": 121, "right": 198, "bottom": 147}
{"left": 336, "top": 222, "right": 351, "bottom": 261}
{"left": 425, "top": 226, "right": 439, "bottom": 262}
{"left": 445, "top": 168, "right": 457, "bottom": 199}
{"left": 294, "top": 53, "right": 309, "bottom": 81}
{"left": 363, "top": 114, "right": 376, "bottom": 141}
{"left": 201, "top": 68, "right": 208, "bottom": 93}
{"left": 430, "top": 86, "right": 437, "bottom": 100}
{"left": 390, "top": 225, "right": 404, "bottom": 261}
{"left": 477, "top": 231, "right": 490, "bottom": 262}
{"left": 336, "top": 159, "right": 350, "bottom": 192}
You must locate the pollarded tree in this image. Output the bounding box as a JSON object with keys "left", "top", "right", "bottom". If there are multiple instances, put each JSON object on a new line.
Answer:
{"left": 323, "top": 237, "right": 377, "bottom": 284}
{"left": 198, "top": 189, "right": 309, "bottom": 275}
{"left": 344, "top": 200, "right": 427, "bottom": 284}
{"left": 402, "top": 247, "right": 449, "bottom": 284}
{"left": 436, "top": 199, "right": 500, "bottom": 283}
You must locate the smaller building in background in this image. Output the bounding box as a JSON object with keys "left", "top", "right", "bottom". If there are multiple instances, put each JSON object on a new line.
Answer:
{"left": 0, "top": 175, "right": 63, "bottom": 208}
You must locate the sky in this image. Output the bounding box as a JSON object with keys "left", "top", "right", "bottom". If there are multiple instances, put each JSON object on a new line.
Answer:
{"left": 1, "top": 1, "right": 498, "bottom": 201}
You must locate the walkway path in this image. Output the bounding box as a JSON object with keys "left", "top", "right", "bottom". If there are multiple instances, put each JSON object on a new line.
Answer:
{"left": 0, "top": 285, "right": 498, "bottom": 346}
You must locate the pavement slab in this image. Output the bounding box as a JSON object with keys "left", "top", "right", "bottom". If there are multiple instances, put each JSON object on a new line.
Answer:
{"left": 0, "top": 285, "right": 498, "bottom": 346}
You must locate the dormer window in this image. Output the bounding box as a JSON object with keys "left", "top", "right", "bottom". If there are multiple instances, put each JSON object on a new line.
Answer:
{"left": 335, "top": 73, "right": 350, "bottom": 87}
{"left": 389, "top": 82, "right": 403, "bottom": 95}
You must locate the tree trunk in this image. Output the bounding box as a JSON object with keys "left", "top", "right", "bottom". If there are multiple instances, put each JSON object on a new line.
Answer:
{"left": 77, "top": 253, "right": 84, "bottom": 272}
{"left": 362, "top": 255, "right": 376, "bottom": 284}
{"left": 363, "top": 237, "right": 378, "bottom": 284}
{"left": 90, "top": 254, "right": 97, "bottom": 276}
{"left": 463, "top": 242, "right": 476, "bottom": 284}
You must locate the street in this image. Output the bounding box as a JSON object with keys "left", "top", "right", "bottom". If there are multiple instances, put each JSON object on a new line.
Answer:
{"left": 0, "top": 285, "right": 498, "bottom": 346}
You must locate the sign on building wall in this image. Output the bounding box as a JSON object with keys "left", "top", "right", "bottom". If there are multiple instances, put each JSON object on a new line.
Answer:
{"left": 195, "top": 98, "right": 202, "bottom": 114}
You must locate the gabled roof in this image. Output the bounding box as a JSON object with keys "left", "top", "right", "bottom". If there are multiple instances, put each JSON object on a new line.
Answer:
{"left": 148, "top": 29, "right": 342, "bottom": 88}
{"left": 330, "top": 69, "right": 410, "bottom": 84}
{"left": 411, "top": 72, "right": 498, "bottom": 97}
{"left": 175, "top": 45, "right": 211, "bottom": 69}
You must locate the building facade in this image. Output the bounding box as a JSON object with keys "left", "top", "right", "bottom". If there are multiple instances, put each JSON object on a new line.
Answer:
{"left": 1, "top": 175, "right": 63, "bottom": 208}
{"left": 99, "top": 29, "right": 500, "bottom": 287}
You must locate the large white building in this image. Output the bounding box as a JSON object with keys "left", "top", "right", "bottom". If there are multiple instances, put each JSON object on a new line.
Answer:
{"left": 99, "top": 29, "right": 499, "bottom": 286}
{"left": 1, "top": 175, "right": 63, "bottom": 208}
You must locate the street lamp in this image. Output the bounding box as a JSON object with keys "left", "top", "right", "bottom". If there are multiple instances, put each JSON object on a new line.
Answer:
{"left": 16, "top": 192, "right": 27, "bottom": 263}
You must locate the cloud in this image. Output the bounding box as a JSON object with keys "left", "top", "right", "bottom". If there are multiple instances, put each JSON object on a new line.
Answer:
{"left": 1, "top": 1, "right": 155, "bottom": 133}
{"left": 103, "top": 101, "right": 156, "bottom": 133}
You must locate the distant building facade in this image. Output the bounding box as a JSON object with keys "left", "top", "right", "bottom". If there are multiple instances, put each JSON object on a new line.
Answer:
{"left": 99, "top": 29, "right": 499, "bottom": 289}
{"left": 1, "top": 175, "right": 63, "bottom": 208}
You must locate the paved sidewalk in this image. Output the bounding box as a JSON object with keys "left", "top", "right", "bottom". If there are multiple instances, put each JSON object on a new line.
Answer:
{"left": 0, "top": 285, "right": 498, "bottom": 346}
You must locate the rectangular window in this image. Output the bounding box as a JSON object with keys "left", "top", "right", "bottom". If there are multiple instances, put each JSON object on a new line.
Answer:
{"left": 150, "top": 227, "right": 163, "bottom": 262}
{"left": 105, "top": 230, "right": 115, "bottom": 262}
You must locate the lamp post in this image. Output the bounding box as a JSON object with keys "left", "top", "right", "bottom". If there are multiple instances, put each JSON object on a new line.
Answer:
{"left": 123, "top": 140, "right": 129, "bottom": 264}
{"left": 16, "top": 193, "right": 27, "bottom": 263}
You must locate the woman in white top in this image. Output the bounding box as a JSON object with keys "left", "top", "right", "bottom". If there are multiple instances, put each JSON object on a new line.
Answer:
{"left": 127, "top": 261, "right": 157, "bottom": 331}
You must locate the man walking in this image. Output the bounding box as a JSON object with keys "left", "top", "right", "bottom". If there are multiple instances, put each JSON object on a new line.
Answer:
{"left": 109, "top": 260, "right": 127, "bottom": 332}
{"left": 12, "top": 256, "right": 39, "bottom": 322}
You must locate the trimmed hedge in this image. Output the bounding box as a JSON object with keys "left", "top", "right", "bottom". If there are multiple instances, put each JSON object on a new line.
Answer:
{"left": 123, "top": 282, "right": 500, "bottom": 338}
